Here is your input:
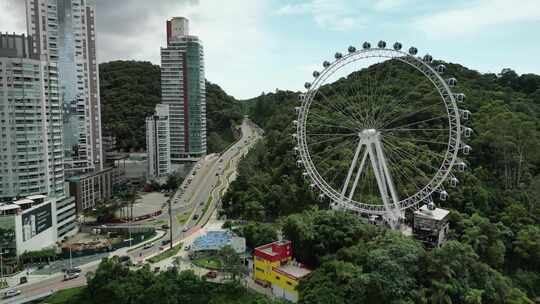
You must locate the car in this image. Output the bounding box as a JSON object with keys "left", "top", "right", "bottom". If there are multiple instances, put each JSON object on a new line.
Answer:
{"left": 193, "top": 214, "right": 199, "bottom": 220}
{"left": 153, "top": 267, "right": 160, "bottom": 273}
{"left": 182, "top": 227, "right": 189, "bottom": 232}
{"left": 204, "top": 271, "right": 218, "bottom": 279}
{"left": 2, "top": 290, "right": 21, "bottom": 299}
{"left": 19, "top": 276, "right": 27, "bottom": 284}
{"left": 161, "top": 224, "right": 169, "bottom": 230}
{"left": 66, "top": 267, "right": 81, "bottom": 274}
{"left": 161, "top": 239, "right": 171, "bottom": 246}
{"left": 143, "top": 242, "right": 154, "bottom": 249}
{"left": 63, "top": 272, "right": 80, "bottom": 281}
{"left": 184, "top": 245, "right": 191, "bottom": 251}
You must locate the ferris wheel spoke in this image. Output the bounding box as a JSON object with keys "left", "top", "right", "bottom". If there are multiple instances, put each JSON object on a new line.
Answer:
{"left": 307, "top": 133, "right": 357, "bottom": 147}
{"left": 325, "top": 82, "right": 367, "bottom": 126}
{"left": 383, "top": 114, "right": 448, "bottom": 131}
{"left": 381, "top": 101, "right": 442, "bottom": 129}
{"left": 382, "top": 137, "right": 445, "bottom": 174}
{"left": 318, "top": 90, "right": 361, "bottom": 126}
{"left": 371, "top": 95, "right": 408, "bottom": 129}
{"left": 307, "top": 111, "right": 359, "bottom": 132}
{"left": 311, "top": 136, "right": 357, "bottom": 157}
{"left": 384, "top": 133, "right": 448, "bottom": 147}
{"left": 383, "top": 148, "right": 420, "bottom": 198}
{"left": 316, "top": 90, "right": 363, "bottom": 128}
{"left": 383, "top": 140, "right": 433, "bottom": 192}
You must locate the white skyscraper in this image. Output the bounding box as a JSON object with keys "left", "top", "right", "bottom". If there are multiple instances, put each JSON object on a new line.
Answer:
{"left": 0, "top": 33, "right": 65, "bottom": 199}
{"left": 26, "top": 0, "right": 103, "bottom": 174}
{"left": 146, "top": 104, "right": 172, "bottom": 179}
{"left": 161, "top": 17, "right": 206, "bottom": 162}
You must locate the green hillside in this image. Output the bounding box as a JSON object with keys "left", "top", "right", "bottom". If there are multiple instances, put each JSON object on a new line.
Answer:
{"left": 99, "top": 61, "right": 242, "bottom": 152}
{"left": 223, "top": 63, "right": 540, "bottom": 303}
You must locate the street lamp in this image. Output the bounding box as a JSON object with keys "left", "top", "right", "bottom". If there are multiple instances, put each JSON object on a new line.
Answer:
{"left": 0, "top": 249, "right": 5, "bottom": 287}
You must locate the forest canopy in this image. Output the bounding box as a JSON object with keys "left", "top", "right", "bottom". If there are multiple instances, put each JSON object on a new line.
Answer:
{"left": 99, "top": 60, "right": 243, "bottom": 152}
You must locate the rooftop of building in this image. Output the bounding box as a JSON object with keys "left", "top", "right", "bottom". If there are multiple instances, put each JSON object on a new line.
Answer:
{"left": 275, "top": 264, "right": 312, "bottom": 279}
{"left": 255, "top": 240, "right": 291, "bottom": 257}
{"left": 414, "top": 204, "right": 450, "bottom": 221}
{"left": 191, "top": 230, "right": 242, "bottom": 252}
{"left": 0, "top": 195, "right": 51, "bottom": 213}
{"left": 66, "top": 167, "right": 115, "bottom": 182}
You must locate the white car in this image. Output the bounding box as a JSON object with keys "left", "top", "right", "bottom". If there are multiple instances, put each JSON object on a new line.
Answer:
{"left": 2, "top": 290, "right": 21, "bottom": 299}
{"left": 64, "top": 272, "right": 80, "bottom": 281}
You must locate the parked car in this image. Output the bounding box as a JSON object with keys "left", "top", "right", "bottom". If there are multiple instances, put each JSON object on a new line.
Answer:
{"left": 193, "top": 214, "right": 199, "bottom": 220}
{"left": 143, "top": 242, "right": 154, "bottom": 249}
{"left": 119, "top": 256, "right": 131, "bottom": 264}
{"left": 204, "top": 271, "right": 218, "bottom": 279}
{"left": 66, "top": 267, "right": 81, "bottom": 274}
{"left": 184, "top": 245, "right": 191, "bottom": 251}
{"left": 19, "top": 276, "right": 27, "bottom": 284}
{"left": 2, "top": 290, "right": 21, "bottom": 299}
{"left": 161, "top": 239, "right": 171, "bottom": 246}
{"left": 182, "top": 227, "right": 189, "bottom": 232}
{"left": 63, "top": 272, "right": 80, "bottom": 281}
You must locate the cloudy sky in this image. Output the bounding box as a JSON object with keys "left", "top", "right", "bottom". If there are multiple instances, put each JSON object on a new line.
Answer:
{"left": 1, "top": 0, "right": 540, "bottom": 99}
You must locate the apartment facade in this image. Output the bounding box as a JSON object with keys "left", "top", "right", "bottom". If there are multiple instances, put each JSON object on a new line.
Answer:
{"left": 67, "top": 166, "right": 113, "bottom": 212}
{"left": 146, "top": 104, "right": 172, "bottom": 179}
{"left": 161, "top": 17, "right": 206, "bottom": 162}
{"left": 26, "top": 0, "right": 103, "bottom": 174}
{"left": 0, "top": 33, "right": 64, "bottom": 200}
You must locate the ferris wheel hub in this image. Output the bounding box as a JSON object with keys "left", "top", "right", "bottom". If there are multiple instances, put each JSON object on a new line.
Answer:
{"left": 360, "top": 128, "right": 379, "bottom": 138}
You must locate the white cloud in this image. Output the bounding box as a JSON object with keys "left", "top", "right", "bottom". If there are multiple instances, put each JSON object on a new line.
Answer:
{"left": 276, "top": 0, "right": 364, "bottom": 30}
{"left": 414, "top": 0, "right": 540, "bottom": 36}
{"left": 372, "top": 0, "right": 410, "bottom": 12}
{"left": 0, "top": 1, "right": 26, "bottom": 34}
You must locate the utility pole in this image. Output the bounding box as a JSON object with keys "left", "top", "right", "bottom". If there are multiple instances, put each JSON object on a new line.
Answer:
{"left": 69, "top": 247, "right": 73, "bottom": 269}
{"left": 168, "top": 198, "right": 173, "bottom": 250}
{"left": 0, "top": 250, "right": 4, "bottom": 286}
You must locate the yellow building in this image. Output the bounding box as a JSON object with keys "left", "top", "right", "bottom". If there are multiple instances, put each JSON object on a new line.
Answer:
{"left": 253, "top": 240, "right": 311, "bottom": 302}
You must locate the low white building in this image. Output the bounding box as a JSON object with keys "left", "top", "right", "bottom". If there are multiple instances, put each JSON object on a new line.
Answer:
{"left": 146, "top": 104, "right": 172, "bottom": 179}
{"left": 0, "top": 194, "right": 77, "bottom": 257}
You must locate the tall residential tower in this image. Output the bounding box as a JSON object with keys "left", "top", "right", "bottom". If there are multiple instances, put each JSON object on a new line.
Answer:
{"left": 161, "top": 17, "right": 206, "bottom": 162}
{"left": 0, "top": 33, "right": 64, "bottom": 199}
{"left": 26, "top": 0, "right": 103, "bottom": 174}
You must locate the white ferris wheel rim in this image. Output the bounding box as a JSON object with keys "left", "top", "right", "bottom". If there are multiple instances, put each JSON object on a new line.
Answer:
{"left": 296, "top": 47, "right": 462, "bottom": 215}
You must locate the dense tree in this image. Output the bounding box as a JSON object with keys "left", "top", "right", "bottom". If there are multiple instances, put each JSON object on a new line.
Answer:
{"left": 99, "top": 61, "right": 243, "bottom": 152}
{"left": 239, "top": 222, "right": 278, "bottom": 248}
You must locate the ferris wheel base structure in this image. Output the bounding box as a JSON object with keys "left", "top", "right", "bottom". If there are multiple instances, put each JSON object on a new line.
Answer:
{"left": 294, "top": 40, "right": 472, "bottom": 232}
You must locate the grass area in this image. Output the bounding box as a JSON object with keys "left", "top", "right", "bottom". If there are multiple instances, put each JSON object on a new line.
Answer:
{"left": 193, "top": 258, "right": 222, "bottom": 270}
{"left": 147, "top": 242, "right": 183, "bottom": 264}
{"left": 147, "top": 219, "right": 166, "bottom": 226}
{"left": 40, "top": 286, "right": 89, "bottom": 304}
{"left": 176, "top": 212, "right": 190, "bottom": 225}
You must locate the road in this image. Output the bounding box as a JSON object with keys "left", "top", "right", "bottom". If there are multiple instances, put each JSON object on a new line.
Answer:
{"left": 1, "top": 118, "right": 261, "bottom": 304}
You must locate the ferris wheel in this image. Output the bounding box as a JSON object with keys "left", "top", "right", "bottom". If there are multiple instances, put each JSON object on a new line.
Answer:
{"left": 294, "top": 41, "right": 472, "bottom": 228}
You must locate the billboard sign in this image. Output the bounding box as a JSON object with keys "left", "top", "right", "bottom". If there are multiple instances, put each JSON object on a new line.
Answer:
{"left": 22, "top": 203, "right": 52, "bottom": 241}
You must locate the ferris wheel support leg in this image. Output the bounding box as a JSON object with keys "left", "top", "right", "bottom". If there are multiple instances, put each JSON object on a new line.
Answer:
{"left": 348, "top": 148, "right": 369, "bottom": 201}
{"left": 373, "top": 134, "right": 402, "bottom": 221}
{"left": 340, "top": 139, "right": 363, "bottom": 203}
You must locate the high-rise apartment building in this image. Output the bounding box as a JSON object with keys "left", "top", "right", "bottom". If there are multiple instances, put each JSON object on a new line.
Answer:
{"left": 0, "top": 33, "right": 77, "bottom": 255}
{"left": 146, "top": 104, "right": 172, "bottom": 179}
{"left": 161, "top": 17, "right": 206, "bottom": 162}
{"left": 26, "top": 0, "right": 103, "bottom": 174}
{"left": 0, "top": 33, "right": 64, "bottom": 200}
